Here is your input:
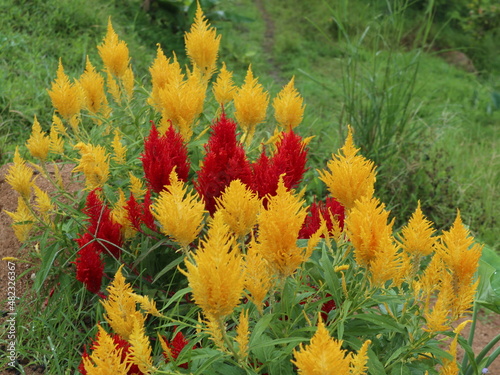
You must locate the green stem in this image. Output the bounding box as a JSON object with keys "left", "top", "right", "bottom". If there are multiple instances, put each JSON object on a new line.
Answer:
{"left": 461, "top": 301, "right": 478, "bottom": 371}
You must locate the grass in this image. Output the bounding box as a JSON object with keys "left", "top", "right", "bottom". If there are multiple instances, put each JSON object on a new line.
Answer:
{"left": 0, "top": 0, "right": 499, "bottom": 371}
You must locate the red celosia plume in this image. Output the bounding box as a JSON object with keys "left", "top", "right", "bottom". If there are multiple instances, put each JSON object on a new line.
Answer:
{"left": 141, "top": 122, "right": 190, "bottom": 193}
{"left": 126, "top": 190, "right": 157, "bottom": 233}
{"left": 299, "top": 197, "right": 345, "bottom": 239}
{"left": 162, "top": 330, "right": 192, "bottom": 369}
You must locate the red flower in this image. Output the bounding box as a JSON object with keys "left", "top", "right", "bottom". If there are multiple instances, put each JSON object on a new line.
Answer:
{"left": 162, "top": 330, "right": 192, "bottom": 369}
{"left": 299, "top": 197, "right": 345, "bottom": 239}
{"left": 141, "top": 122, "right": 190, "bottom": 194}
{"left": 252, "top": 130, "right": 308, "bottom": 200}
{"left": 126, "top": 190, "right": 157, "bottom": 233}
{"left": 82, "top": 189, "right": 123, "bottom": 258}
{"left": 321, "top": 293, "right": 337, "bottom": 322}
{"left": 195, "top": 113, "right": 252, "bottom": 214}
{"left": 74, "top": 234, "right": 104, "bottom": 294}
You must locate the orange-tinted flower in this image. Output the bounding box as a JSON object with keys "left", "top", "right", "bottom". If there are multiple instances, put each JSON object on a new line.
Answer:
{"left": 26, "top": 116, "right": 50, "bottom": 161}
{"left": 212, "top": 62, "right": 236, "bottom": 106}
{"left": 73, "top": 142, "right": 110, "bottom": 190}
{"left": 98, "top": 18, "right": 130, "bottom": 78}
{"left": 273, "top": 76, "right": 305, "bottom": 131}
{"left": 78, "top": 57, "right": 109, "bottom": 116}
{"left": 5, "top": 147, "right": 34, "bottom": 200}
{"left": 47, "top": 59, "right": 82, "bottom": 120}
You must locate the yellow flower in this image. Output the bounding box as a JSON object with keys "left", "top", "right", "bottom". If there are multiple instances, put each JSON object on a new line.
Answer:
{"left": 122, "top": 66, "right": 134, "bottom": 99}
{"left": 26, "top": 116, "right": 50, "bottom": 161}
{"left": 130, "top": 293, "right": 163, "bottom": 318}
{"left": 129, "top": 172, "right": 147, "bottom": 199}
{"left": 78, "top": 57, "right": 110, "bottom": 116}
{"left": 73, "top": 142, "right": 110, "bottom": 190}
{"left": 215, "top": 179, "right": 261, "bottom": 239}
{"left": 52, "top": 115, "right": 67, "bottom": 136}
{"left": 400, "top": 201, "right": 437, "bottom": 257}
{"left": 273, "top": 76, "right": 305, "bottom": 131}
{"left": 148, "top": 45, "right": 184, "bottom": 111}
{"left": 128, "top": 318, "right": 154, "bottom": 374}
{"left": 438, "top": 321, "right": 470, "bottom": 375}
{"left": 49, "top": 122, "right": 64, "bottom": 155}
{"left": 244, "top": 241, "right": 272, "bottom": 314}
{"left": 184, "top": 2, "right": 221, "bottom": 80}
{"left": 47, "top": 59, "right": 82, "bottom": 120}
{"left": 33, "top": 184, "right": 53, "bottom": 221}
{"left": 111, "top": 189, "right": 136, "bottom": 239}
{"left": 235, "top": 309, "right": 250, "bottom": 361}
{"left": 151, "top": 170, "right": 206, "bottom": 249}
{"left": 97, "top": 18, "right": 130, "bottom": 78}
{"left": 5, "top": 197, "right": 35, "bottom": 242}
{"left": 350, "top": 339, "right": 371, "bottom": 375}
{"left": 318, "top": 126, "right": 376, "bottom": 210}
{"left": 180, "top": 211, "right": 244, "bottom": 322}
{"left": 159, "top": 66, "right": 206, "bottom": 141}
{"left": 233, "top": 65, "right": 269, "bottom": 145}
{"left": 212, "top": 62, "right": 236, "bottom": 106}
{"left": 111, "top": 129, "right": 127, "bottom": 164}
{"left": 292, "top": 318, "right": 351, "bottom": 374}
{"left": 106, "top": 69, "right": 121, "bottom": 104}
{"left": 100, "top": 265, "right": 144, "bottom": 340}
{"left": 82, "top": 325, "right": 131, "bottom": 374}
{"left": 256, "top": 176, "right": 308, "bottom": 279}
{"left": 5, "top": 147, "right": 33, "bottom": 200}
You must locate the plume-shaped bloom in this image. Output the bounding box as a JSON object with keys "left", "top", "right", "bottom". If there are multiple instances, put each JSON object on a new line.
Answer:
{"left": 49, "top": 122, "right": 64, "bottom": 155}
{"left": 75, "top": 233, "right": 105, "bottom": 294}
{"left": 78, "top": 56, "right": 110, "bottom": 116}
{"left": 252, "top": 130, "right": 309, "bottom": 201}
{"left": 73, "top": 142, "right": 110, "bottom": 190}
{"left": 215, "top": 179, "right": 261, "bottom": 238}
{"left": 213, "top": 62, "right": 236, "bottom": 106}
{"left": 318, "top": 126, "right": 376, "bottom": 210}
{"left": 148, "top": 46, "right": 184, "bottom": 111}
{"left": 235, "top": 309, "right": 250, "bottom": 361}
{"left": 81, "top": 325, "right": 131, "bottom": 374}
{"left": 184, "top": 3, "right": 221, "bottom": 80}
{"left": 195, "top": 113, "right": 253, "bottom": 214}
{"left": 299, "top": 197, "right": 345, "bottom": 239}
{"left": 233, "top": 66, "right": 269, "bottom": 145}
{"left": 151, "top": 170, "right": 206, "bottom": 249}
{"left": 244, "top": 241, "right": 272, "bottom": 313}
{"left": 78, "top": 189, "right": 123, "bottom": 258}
{"left": 26, "top": 116, "right": 50, "bottom": 161}
{"left": 98, "top": 19, "right": 130, "bottom": 79}
{"left": 439, "top": 320, "right": 470, "bottom": 375}
{"left": 5, "top": 197, "right": 35, "bottom": 242}
{"left": 159, "top": 66, "right": 206, "bottom": 141}
{"left": 126, "top": 191, "right": 157, "bottom": 233}
{"left": 256, "top": 177, "right": 308, "bottom": 279}
{"left": 33, "top": 184, "right": 53, "bottom": 223}
{"left": 346, "top": 195, "right": 401, "bottom": 286}
{"left": 101, "top": 265, "right": 145, "bottom": 340}
{"left": 292, "top": 318, "right": 370, "bottom": 375}
{"left": 141, "top": 122, "right": 190, "bottom": 194}
{"left": 47, "top": 59, "right": 82, "bottom": 120}
{"left": 128, "top": 172, "right": 147, "bottom": 199}
{"left": 5, "top": 147, "right": 34, "bottom": 199}
{"left": 111, "top": 189, "right": 136, "bottom": 239}
{"left": 112, "top": 129, "right": 127, "bottom": 164}
{"left": 400, "top": 201, "right": 437, "bottom": 257}
{"left": 273, "top": 76, "right": 305, "bottom": 131}
{"left": 350, "top": 339, "right": 372, "bottom": 375}
{"left": 128, "top": 318, "right": 154, "bottom": 374}
{"left": 180, "top": 211, "right": 245, "bottom": 322}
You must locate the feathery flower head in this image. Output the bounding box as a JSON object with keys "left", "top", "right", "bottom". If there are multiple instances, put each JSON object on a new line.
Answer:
{"left": 151, "top": 170, "right": 206, "bottom": 249}
{"left": 244, "top": 240, "right": 272, "bottom": 313}
{"left": 98, "top": 18, "right": 130, "bottom": 78}
{"left": 33, "top": 184, "right": 53, "bottom": 222}
{"left": 256, "top": 176, "right": 308, "bottom": 279}
{"left": 128, "top": 318, "right": 154, "bottom": 374}
{"left": 195, "top": 113, "right": 253, "bottom": 214}
{"left": 78, "top": 56, "right": 109, "bottom": 116}
{"left": 159, "top": 66, "right": 206, "bottom": 141}
{"left": 400, "top": 201, "right": 437, "bottom": 257}
{"left": 318, "top": 126, "right": 376, "bottom": 210}
{"left": 350, "top": 339, "right": 371, "bottom": 375}
{"left": 184, "top": 2, "right": 221, "bottom": 80}
{"left": 75, "top": 233, "right": 105, "bottom": 294}
{"left": 126, "top": 191, "right": 157, "bottom": 233}
{"left": 73, "top": 142, "right": 110, "bottom": 190}
{"left": 215, "top": 179, "right": 261, "bottom": 238}
{"left": 148, "top": 46, "right": 184, "bottom": 111}
{"left": 141, "top": 122, "right": 190, "bottom": 194}
{"left": 26, "top": 116, "right": 50, "bottom": 161}
{"left": 181, "top": 211, "right": 245, "bottom": 321}
{"left": 5, "top": 147, "right": 34, "bottom": 200}
{"left": 111, "top": 129, "right": 127, "bottom": 164}
{"left": 235, "top": 309, "right": 250, "bottom": 361}
{"left": 111, "top": 189, "right": 136, "bottom": 239}
{"left": 48, "top": 59, "right": 82, "bottom": 120}
{"left": 49, "top": 122, "right": 64, "bottom": 155}
{"left": 128, "top": 172, "right": 147, "bottom": 199}
{"left": 5, "top": 197, "right": 35, "bottom": 242}
{"left": 233, "top": 65, "right": 269, "bottom": 144}
{"left": 292, "top": 317, "right": 351, "bottom": 374}
{"left": 299, "top": 197, "right": 345, "bottom": 239}
{"left": 273, "top": 76, "right": 305, "bottom": 131}
{"left": 101, "top": 265, "right": 145, "bottom": 340}
{"left": 212, "top": 62, "right": 236, "bottom": 106}
{"left": 159, "top": 330, "right": 192, "bottom": 369}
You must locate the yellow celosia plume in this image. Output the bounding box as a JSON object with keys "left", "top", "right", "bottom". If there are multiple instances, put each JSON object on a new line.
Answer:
{"left": 212, "top": 62, "right": 236, "bottom": 107}
{"left": 111, "top": 129, "right": 127, "bottom": 164}
{"left": 400, "top": 201, "right": 437, "bottom": 257}
{"left": 318, "top": 126, "right": 376, "bottom": 210}
{"left": 151, "top": 170, "right": 206, "bottom": 250}
{"left": 244, "top": 240, "right": 273, "bottom": 314}
{"left": 234, "top": 65, "right": 269, "bottom": 145}
{"left": 184, "top": 2, "right": 221, "bottom": 81}
{"left": 5, "top": 197, "right": 35, "bottom": 242}
{"left": 98, "top": 18, "right": 130, "bottom": 79}
{"left": 273, "top": 76, "right": 305, "bottom": 131}
{"left": 5, "top": 147, "right": 33, "bottom": 200}
{"left": 47, "top": 59, "right": 82, "bottom": 120}
{"left": 235, "top": 309, "right": 250, "bottom": 362}
{"left": 78, "top": 57, "right": 110, "bottom": 116}
{"left": 111, "top": 189, "right": 136, "bottom": 239}
{"left": 256, "top": 177, "right": 308, "bottom": 279}
{"left": 73, "top": 142, "right": 110, "bottom": 190}
{"left": 215, "top": 179, "right": 261, "bottom": 239}
{"left": 128, "top": 317, "right": 154, "bottom": 374}
{"left": 26, "top": 116, "right": 50, "bottom": 161}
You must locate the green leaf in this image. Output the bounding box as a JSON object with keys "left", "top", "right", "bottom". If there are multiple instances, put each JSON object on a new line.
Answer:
{"left": 153, "top": 254, "right": 185, "bottom": 284}
{"left": 249, "top": 313, "right": 275, "bottom": 347}
{"left": 352, "top": 312, "right": 406, "bottom": 334}
{"left": 476, "top": 245, "right": 500, "bottom": 313}
{"left": 35, "top": 242, "right": 61, "bottom": 292}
